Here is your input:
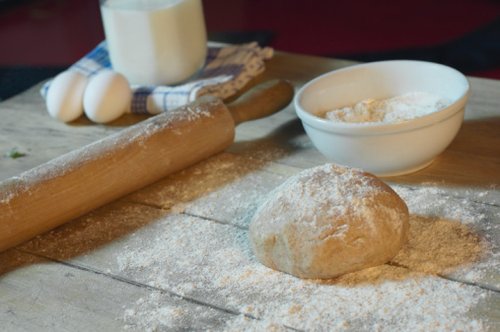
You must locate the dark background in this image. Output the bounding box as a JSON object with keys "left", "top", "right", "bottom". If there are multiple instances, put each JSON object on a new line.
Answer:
{"left": 1, "top": 0, "right": 499, "bottom": 101}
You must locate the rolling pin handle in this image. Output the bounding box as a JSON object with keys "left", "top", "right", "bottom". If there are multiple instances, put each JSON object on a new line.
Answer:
{"left": 228, "top": 79, "right": 295, "bottom": 125}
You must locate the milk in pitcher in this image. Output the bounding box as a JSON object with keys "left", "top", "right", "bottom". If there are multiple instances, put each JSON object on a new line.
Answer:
{"left": 100, "top": 0, "right": 207, "bottom": 85}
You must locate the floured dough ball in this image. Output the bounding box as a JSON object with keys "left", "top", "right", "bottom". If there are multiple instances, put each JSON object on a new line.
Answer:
{"left": 249, "top": 164, "right": 409, "bottom": 279}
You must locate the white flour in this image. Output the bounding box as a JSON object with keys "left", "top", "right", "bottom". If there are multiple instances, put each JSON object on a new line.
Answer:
{"left": 20, "top": 153, "right": 497, "bottom": 331}
{"left": 116, "top": 211, "right": 491, "bottom": 331}
{"left": 110, "top": 159, "right": 497, "bottom": 331}
{"left": 324, "top": 92, "right": 451, "bottom": 123}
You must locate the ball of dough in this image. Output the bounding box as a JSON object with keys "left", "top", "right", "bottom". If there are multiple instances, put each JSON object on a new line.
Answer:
{"left": 249, "top": 164, "right": 409, "bottom": 279}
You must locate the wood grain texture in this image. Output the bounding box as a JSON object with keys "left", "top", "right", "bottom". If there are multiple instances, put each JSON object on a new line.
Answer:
{"left": 0, "top": 79, "right": 293, "bottom": 253}
{"left": 0, "top": 250, "right": 235, "bottom": 331}
{"left": 0, "top": 97, "right": 235, "bottom": 252}
{"left": 0, "top": 50, "right": 499, "bottom": 330}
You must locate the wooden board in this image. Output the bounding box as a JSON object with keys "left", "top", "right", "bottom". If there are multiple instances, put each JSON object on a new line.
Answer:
{"left": 1, "top": 51, "right": 499, "bottom": 331}
{"left": 0, "top": 250, "right": 235, "bottom": 331}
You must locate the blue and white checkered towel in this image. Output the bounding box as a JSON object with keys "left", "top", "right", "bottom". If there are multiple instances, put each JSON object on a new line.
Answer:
{"left": 41, "top": 41, "right": 273, "bottom": 115}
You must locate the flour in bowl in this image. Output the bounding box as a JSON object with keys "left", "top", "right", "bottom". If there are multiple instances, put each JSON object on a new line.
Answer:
{"left": 323, "top": 91, "right": 451, "bottom": 124}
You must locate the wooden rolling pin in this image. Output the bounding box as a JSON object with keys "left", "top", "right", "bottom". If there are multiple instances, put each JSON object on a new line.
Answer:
{"left": 0, "top": 79, "right": 294, "bottom": 252}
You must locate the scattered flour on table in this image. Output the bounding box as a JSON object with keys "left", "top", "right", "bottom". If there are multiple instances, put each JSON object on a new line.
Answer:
{"left": 17, "top": 152, "right": 496, "bottom": 331}
{"left": 121, "top": 291, "right": 228, "bottom": 331}
{"left": 323, "top": 92, "right": 451, "bottom": 124}
{"left": 392, "top": 184, "right": 499, "bottom": 286}
{"left": 123, "top": 293, "right": 185, "bottom": 330}
{"left": 113, "top": 165, "right": 497, "bottom": 331}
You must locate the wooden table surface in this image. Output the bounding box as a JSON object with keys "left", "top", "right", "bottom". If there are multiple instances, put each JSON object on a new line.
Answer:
{"left": 0, "top": 51, "right": 499, "bottom": 331}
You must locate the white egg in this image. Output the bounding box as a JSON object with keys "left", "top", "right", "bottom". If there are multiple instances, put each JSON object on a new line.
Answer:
{"left": 83, "top": 70, "right": 132, "bottom": 124}
{"left": 46, "top": 71, "right": 88, "bottom": 122}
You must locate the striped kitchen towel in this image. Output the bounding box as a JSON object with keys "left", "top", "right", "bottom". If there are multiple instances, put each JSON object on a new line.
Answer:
{"left": 41, "top": 41, "right": 273, "bottom": 115}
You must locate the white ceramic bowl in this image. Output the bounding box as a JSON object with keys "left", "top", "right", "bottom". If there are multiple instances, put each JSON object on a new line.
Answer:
{"left": 294, "top": 60, "right": 470, "bottom": 177}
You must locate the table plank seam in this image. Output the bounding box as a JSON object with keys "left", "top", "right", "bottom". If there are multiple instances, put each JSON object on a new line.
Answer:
{"left": 386, "top": 261, "right": 500, "bottom": 293}
{"left": 440, "top": 274, "right": 500, "bottom": 293}
{"left": 122, "top": 198, "right": 250, "bottom": 231}
{"left": 392, "top": 185, "right": 500, "bottom": 207}
{"left": 182, "top": 211, "right": 249, "bottom": 231}
{"left": 14, "top": 248, "right": 303, "bottom": 332}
